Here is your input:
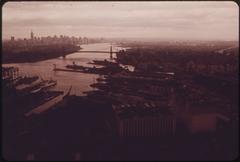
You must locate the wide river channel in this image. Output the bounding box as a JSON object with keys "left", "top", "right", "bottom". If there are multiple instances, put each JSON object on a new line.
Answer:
{"left": 3, "top": 43, "right": 126, "bottom": 96}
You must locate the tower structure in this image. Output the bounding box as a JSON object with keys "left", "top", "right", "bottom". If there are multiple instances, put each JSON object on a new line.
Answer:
{"left": 110, "top": 45, "right": 113, "bottom": 60}
{"left": 30, "top": 30, "right": 34, "bottom": 40}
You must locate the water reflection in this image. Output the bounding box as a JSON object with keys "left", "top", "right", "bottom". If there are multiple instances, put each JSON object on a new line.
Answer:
{"left": 3, "top": 43, "right": 122, "bottom": 96}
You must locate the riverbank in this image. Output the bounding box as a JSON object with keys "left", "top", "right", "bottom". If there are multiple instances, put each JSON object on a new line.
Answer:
{"left": 2, "top": 41, "right": 238, "bottom": 160}
{"left": 2, "top": 44, "right": 81, "bottom": 64}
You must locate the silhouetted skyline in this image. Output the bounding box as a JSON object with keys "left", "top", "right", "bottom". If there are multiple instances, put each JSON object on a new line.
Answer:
{"left": 2, "top": 1, "right": 239, "bottom": 41}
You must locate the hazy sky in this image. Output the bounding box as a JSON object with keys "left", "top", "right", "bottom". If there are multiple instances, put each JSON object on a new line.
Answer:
{"left": 2, "top": 1, "right": 239, "bottom": 41}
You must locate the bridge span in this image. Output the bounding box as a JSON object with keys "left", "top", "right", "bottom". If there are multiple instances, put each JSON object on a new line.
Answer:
{"left": 62, "top": 46, "right": 117, "bottom": 59}
{"left": 77, "top": 50, "right": 117, "bottom": 53}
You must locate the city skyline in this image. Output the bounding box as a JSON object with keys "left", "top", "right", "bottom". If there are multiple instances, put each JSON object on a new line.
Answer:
{"left": 6, "top": 31, "right": 89, "bottom": 40}
{"left": 2, "top": 2, "right": 239, "bottom": 160}
{"left": 2, "top": 1, "right": 239, "bottom": 41}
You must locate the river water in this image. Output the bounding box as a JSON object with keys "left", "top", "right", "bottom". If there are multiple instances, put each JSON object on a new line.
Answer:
{"left": 3, "top": 43, "right": 124, "bottom": 96}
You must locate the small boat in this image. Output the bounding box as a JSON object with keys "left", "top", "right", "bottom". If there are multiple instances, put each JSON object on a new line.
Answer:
{"left": 40, "top": 80, "right": 57, "bottom": 90}
{"left": 15, "top": 79, "right": 43, "bottom": 91}
{"left": 66, "top": 61, "right": 86, "bottom": 70}
{"left": 29, "top": 80, "right": 57, "bottom": 93}
{"left": 96, "top": 76, "right": 106, "bottom": 82}
{"left": 30, "top": 87, "right": 42, "bottom": 94}
{"left": 90, "top": 59, "right": 117, "bottom": 66}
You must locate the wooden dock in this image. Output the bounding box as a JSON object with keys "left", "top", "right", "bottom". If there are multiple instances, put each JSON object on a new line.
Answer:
{"left": 24, "top": 94, "right": 64, "bottom": 117}
{"left": 25, "top": 86, "right": 72, "bottom": 117}
{"left": 54, "top": 68, "right": 84, "bottom": 73}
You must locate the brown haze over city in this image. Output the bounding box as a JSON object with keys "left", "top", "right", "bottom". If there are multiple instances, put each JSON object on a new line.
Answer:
{"left": 2, "top": 1, "right": 239, "bottom": 41}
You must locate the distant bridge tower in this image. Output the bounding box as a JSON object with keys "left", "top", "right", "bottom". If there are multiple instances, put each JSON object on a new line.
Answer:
{"left": 110, "top": 45, "right": 113, "bottom": 60}
{"left": 30, "top": 30, "right": 34, "bottom": 40}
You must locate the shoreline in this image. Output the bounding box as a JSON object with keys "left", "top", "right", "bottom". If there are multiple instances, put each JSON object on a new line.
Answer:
{"left": 2, "top": 45, "right": 82, "bottom": 64}
{"left": 2, "top": 42, "right": 122, "bottom": 64}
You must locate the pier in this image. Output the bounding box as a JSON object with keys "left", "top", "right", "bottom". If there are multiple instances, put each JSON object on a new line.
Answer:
{"left": 24, "top": 94, "right": 64, "bottom": 117}
{"left": 53, "top": 68, "right": 84, "bottom": 73}
{"left": 24, "top": 86, "right": 72, "bottom": 117}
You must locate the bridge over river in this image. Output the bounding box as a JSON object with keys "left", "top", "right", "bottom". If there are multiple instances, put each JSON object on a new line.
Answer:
{"left": 77, "top": 50, "right": 117, "bottom": 54}
{"left": 63, "top": 46, "right": 118, "bottom": 59}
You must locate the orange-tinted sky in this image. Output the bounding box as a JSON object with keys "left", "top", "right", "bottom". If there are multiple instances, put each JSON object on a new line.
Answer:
{"left": 2, "top": 1, "right": 239, "bottom": 41}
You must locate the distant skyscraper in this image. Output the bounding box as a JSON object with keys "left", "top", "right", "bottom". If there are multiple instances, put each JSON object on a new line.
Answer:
{"left": 31, "top": 30, "right": 34, "bottom": 40}
{"left": 11, "top": 36, "right": 15, "bottom": 41}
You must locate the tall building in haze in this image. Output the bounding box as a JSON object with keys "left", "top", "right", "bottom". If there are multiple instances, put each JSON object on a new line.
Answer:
{"left": 31, "top": 30, "right": 34, "bottom": 40}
